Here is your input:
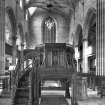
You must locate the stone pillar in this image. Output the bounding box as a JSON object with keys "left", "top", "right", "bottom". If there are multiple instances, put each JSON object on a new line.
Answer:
{"left": 65, "top": 80, "right": 70, "bottom": 98}
{"left": 12, "top": 36, "right": 17, "bottom": 65}
{"left": 83, "top": 39, "right": 88, "bottom": 73}
{"left": 20, "top": 43, "right": 24, "bottom": 71}
{"left": 0, "top": 0, "right": 5, "bottom": 89}
{"left": 71, "top": 74, "right": 87, "bottom": 102}
{"left": 80, "top": 77, "right": 88, "bottom": 99}
{"left": 28, "top": 72, "right": 32, "bottom": 105}
{"left": 39, "top": 81, "right": 41, "bottom": 97}
{"left": 75, "top": 46, "right": 79, "bottom": 72}
{"left": 96, "top": 0, "right": 105, "bottom": 76}
{"left": 71, "top": 74, "right": 78, "bottom": 105}
{"left": 32, "top": 60, "right": 39, "bottom": 105}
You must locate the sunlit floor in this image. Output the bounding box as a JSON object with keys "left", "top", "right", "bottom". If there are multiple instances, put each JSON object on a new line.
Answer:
{"left": 0, "top": 88, "right": 105, "bottom": 105}
{"left": 0, "top": 98, "right": 11, "bottom": 105}
{"left": 41, "top": 88, "right": 105, "bottom": 105}
{"left": 40, "top": 95, "right": 69, "bottom": 105}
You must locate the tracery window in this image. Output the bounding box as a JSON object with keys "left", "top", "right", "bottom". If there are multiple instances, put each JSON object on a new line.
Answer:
{"left": 45, "top": 18, "right": 54, "bottom": 30}
{"left": 43, "top": 16, "right": 56, "bottom": 43}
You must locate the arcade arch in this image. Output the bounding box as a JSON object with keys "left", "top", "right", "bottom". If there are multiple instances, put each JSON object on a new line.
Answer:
{"left": 6, "top": 7, "right": 17, "bottom": 65}
{"left": 85, "top": 8, "right": 96, "bottom": 88}
{"left": 83, "top": 7, "right": 96, "bottom": 40}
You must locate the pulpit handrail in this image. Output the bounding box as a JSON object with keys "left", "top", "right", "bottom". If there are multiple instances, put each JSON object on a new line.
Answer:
{"left": 12, "top": 59, "right": 33, "bottom": 102}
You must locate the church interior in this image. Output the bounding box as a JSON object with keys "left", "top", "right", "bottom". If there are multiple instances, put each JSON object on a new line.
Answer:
{"left": 0, "top": 0, "right": 105, "bottom": 105}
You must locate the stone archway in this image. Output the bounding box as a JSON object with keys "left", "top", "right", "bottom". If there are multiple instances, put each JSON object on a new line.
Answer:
{"left": 6, "top": 7, "right": 17, "bottom": 37}
{"left": 87, "top": 11, "right": 96, "bottom": 54}
{"left": 85, "top": 8, "right": 96, "bottom": 89}
{"left": 82, "top": 8, "right": 96, "bottom": 89}
{"left": 83, "top": 7, "right": 96, "bottom": 40}
{"left": 6, "top": 7, "right": 17, "bottom": 65}
{"left": 82, "top": 8, "right": 96, "bottom": 73}
{"left": 3, "top": 7, "right": 17, "bottom": 93}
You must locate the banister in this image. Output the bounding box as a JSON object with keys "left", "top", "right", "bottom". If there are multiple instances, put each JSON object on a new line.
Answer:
{"left": 12, "top": 50, "right": 42, "bottom": 105}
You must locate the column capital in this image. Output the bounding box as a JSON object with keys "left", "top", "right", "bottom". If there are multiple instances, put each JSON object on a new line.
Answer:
{"left": 82, "top": 38, "right": 88, "bottom": 42}
{"left": 12, "top": 36, "right": 17, "bottom": 41}
{"left": 74, "top": 45, "right": 78, "bottom": 48}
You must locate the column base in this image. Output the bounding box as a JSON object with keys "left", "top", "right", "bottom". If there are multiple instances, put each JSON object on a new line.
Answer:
{"left": 71, "top": 100, "right": 78, "bottom": 105}
{"left": 39, "top": 81, "right": 41, "bottom": 97}
{"left": 78, "top": 77, "right": 88, "bottom": 100}
{"left": 33, "top": 101, "right": 39, "bottom": 105}
{"left": 28, "top": 100, "right": 32, "bottom": 105}
{"left": 65, "top": 90, "right": 70, "bottom": 98}
{"left": 65, "top": 81, "right": 70, "bottom": 98}
{"left": 71, "top": 75, "right": 88, "bottom": 101}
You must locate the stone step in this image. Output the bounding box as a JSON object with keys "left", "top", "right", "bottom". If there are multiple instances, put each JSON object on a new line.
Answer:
{"left": 42, "top": 87, "right": 65, "bottom": 90}
{"left": 16, "top": 89, "right": 29, "bottom": 96}
{"left": 0, "top": 90, "right": 11, "bottom": 98}
{"left": 18, "top": 81, "right": 29, "bottom": 87}
{"left": 40, "top": 95, "right": 69, "bottom": 105}
{"left": 15, "top": 97, "right": 29, "bottom": 104}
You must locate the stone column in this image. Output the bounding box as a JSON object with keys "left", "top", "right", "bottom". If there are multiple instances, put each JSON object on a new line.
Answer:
{"left": 32, "top": 59, "right": 39, "bottom": 105}
{"left": 28, "top": 72, "right": 32, "bottom": 105}
{"left": 71, "top": 74, "right": 78, "bottom": 105}
{"left": 65, "top": 80, "right": 70, "bottom": 98}
{"left": 12, "top": 36, "right": 17, "bottom": 65}
{"left": 39, "top": 81, "right": 41, "bottom": 98}
{"left": 96, "top": 0, "right": 105, "bottom": 76}
{"left": 75, "top": 46, "right": 79, "bottom": 72}
{"left": 0, "top": 0, "right": 5, "bottom": 89}
{"left": 20, "top": 43, "right": 24, "bottom": 71}
{"left": 71, "top": 74, "right": 87, "bottom": 102}
{"left": 83, "top": 39, "right": 88, "bottom": 73}
{"left": 80, "top": 77, "right": 88, "bottom": 99}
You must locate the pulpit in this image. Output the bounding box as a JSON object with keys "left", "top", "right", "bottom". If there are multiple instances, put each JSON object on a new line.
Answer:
{"left": 35, "top": 43, "right": 74, "bottom": 80}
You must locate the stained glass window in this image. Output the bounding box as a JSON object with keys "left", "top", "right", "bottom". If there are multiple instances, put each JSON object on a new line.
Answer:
{"left": 45, "top": 17, "right": 54, "bottom": 30}
{"left": 43, "top": 16, "right": 56, "bottom": 43}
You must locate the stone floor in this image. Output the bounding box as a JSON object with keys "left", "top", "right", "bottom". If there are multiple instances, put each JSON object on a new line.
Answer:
{"left": 0, "top": 89, "right": 105, "bottom": 105}
{"left": 41, "top": 95, "right": 69, "bottom": 105}
{"left": 0, "top": 98, "right": 11, "bottom": 105}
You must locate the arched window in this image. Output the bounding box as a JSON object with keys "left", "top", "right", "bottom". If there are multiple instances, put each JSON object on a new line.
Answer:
{"left": 42, "top": 16, "right": 56, "bottom": 43}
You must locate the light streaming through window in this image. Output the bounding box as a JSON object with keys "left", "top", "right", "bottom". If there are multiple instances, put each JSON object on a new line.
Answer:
{"left": 20, "top": 0, "right": 23, "bottom": 9}
{"left": 28, "top": 7, "right": 37, "bottom": 16}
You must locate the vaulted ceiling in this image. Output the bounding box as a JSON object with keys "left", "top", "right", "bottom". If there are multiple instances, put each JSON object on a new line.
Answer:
{"left": 25, "top": 0, "right": 79, "bottom": 17}
{"left": 24, "top": 0, "right": 80, "bottom": 48}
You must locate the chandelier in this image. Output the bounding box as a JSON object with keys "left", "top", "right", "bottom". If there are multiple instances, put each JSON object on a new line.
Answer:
{"left": 45, "top": 17, "right": 54, "bottom": 30}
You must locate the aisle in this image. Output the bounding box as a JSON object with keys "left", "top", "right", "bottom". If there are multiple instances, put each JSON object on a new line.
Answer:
{"left": 40, "top": 95, "right": 69, "bottom": 105}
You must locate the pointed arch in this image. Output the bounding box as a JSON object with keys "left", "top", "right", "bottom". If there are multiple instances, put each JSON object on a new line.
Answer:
{"left": 83, "top": 7, "right": 96, "bottom": 39}
{"left": 74, "top": 24, "right": 83, "bottom": 46}
{"left": 6, "top": 7, "right": 17, "bottom": 34}
{"left": 18, "top": 23, "right": 24, "bottom": 40}
{"left": 83, "top": 7, "right": 96, "bottom": 53}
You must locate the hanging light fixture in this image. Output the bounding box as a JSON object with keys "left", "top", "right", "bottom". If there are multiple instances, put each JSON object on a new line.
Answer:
{"left": 19, "top": 0, "right": 23, "bottom": 9}
{"left": 45, "top": 17, "right": 54, "bottom": 30}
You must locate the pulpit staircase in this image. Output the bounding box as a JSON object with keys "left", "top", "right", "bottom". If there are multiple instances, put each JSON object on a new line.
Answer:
{"left": 13, "top": 69, "right": 31, "bottom": 105}
{"left": 11, "top": 50, "right": 39, "bottom": 105}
